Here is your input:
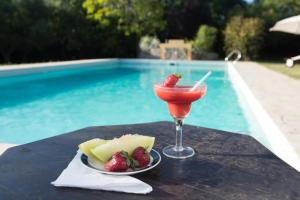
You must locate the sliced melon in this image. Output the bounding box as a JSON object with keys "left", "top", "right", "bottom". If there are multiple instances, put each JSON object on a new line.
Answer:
{"left": 119, "top": 134, "right": 155, "bottom": 152}
{"left": 79, "top": 138, "right": 107, "bottom": 160}
{"left": 91, "top": 134, "right": 155, "bottom": 162}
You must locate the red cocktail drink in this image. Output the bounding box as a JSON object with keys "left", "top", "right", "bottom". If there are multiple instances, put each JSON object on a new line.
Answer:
{"left": 153, "top": 74, "right": 208, "bottom": 159}
{"left": 154, "top": 85, "right": 206, "bottom": 119}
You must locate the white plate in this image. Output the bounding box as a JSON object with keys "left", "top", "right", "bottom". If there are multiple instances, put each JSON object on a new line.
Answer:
{"left": 80, "top": 149, "right": 161, "bottom": 176}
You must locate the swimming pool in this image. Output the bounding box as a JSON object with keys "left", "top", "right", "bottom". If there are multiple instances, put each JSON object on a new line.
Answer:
{"left": 0, "top": 59, "right": 250, "bottom": 144}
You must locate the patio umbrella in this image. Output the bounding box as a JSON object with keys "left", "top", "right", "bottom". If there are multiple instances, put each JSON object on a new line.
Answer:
{"left": 270, "top": 15, "right": 300, "bottom": 67}
{"left": 270, "top": 15, "right": 300, "bottom": 35}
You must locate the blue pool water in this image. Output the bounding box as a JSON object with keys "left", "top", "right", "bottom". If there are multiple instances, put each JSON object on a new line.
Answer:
{"left": 0, "top": 60, "right": 250, "bottom": 144}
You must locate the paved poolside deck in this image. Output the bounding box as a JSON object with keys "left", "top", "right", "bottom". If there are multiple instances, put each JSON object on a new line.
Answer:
{"left": 235, "top": 61, "right": 300, "bottom": 155}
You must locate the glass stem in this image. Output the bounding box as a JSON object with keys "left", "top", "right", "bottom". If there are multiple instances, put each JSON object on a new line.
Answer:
{"left": 174, "top": 118, "right": 184, "bottom": 151}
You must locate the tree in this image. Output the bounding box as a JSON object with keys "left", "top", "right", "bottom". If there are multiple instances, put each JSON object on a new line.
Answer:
{"left": 162, "top": 0, "right": 211, "bottom": 39}
{"left": 160, "top": 0, "right": 245, "bottom": 57}
{"left": 248, "top": 0, "right": 300, "bottom": 26}
{"left": 0, "top": 0, "right": 138, "bottom": 63}
{"left": 192, "top": 25, "right": 217, "bottom": 54}
{"left": 0, "top": 0, "right": 25, "bottom": 62}
{"left": 224, "top": 16, "right": 264, "bottom": 60}
{"left": 0, "top": 0, "right": 54, "bottom": 62}
{"left": 208, "top": 0, "right": 246, "bottom": 27}
{"left": 245, "top": 0, "right": 300, "bottom": 59}
{"left": 82, "top": 0, "right": 166, "bottom": 36}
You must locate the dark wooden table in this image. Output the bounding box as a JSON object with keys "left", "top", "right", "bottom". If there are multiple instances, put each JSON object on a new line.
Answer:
{"left": 1, "top": 122, "right": 300, "bottom": 200}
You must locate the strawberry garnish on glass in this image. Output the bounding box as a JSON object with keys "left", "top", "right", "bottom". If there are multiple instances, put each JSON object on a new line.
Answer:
{"left": 162, "top": 73, "right": 182, "bottom": 87}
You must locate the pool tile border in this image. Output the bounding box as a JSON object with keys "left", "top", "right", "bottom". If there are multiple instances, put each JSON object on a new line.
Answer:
{"left": 0, "top": 59, "right": 118, "bottom": 77}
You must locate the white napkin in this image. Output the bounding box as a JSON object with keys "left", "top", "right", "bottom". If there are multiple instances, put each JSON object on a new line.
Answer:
{"left": 51, "top": 151, "right": 152, "bottom": 194}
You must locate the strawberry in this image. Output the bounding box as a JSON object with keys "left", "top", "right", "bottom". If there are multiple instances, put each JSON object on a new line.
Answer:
{"left": 132, "top": 147, "right": 150, "bottom": 168}
{"left": 104, "top": 151, "right": 130, "bottom": 172}
{"left": 162, "top": 73, "right": 182, "bottom": 87}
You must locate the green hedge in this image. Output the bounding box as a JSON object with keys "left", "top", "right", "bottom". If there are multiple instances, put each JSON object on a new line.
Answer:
{"left": 192, "top": 25, "right": 218, "bottom": 54}
{"left": 224, "top": 16, "right": 264, "bottom": 60}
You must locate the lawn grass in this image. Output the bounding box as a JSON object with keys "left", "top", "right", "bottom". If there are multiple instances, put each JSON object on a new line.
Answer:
{"left": 258, "top": 62, "right": 300, "bottom": 80}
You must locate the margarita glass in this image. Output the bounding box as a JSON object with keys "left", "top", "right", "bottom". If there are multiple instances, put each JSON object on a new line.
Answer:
{"left": 154, "top": 84, "right": 207, "bottom": 159}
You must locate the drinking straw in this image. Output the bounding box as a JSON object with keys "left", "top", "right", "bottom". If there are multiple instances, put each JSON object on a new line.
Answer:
{"left": 190, "top": 71, "right": 212, "bottom": 91}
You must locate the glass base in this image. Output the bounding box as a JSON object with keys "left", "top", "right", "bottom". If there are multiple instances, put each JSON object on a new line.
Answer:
{"left": 162, "top": 145, "right": 195, "bottom": 159}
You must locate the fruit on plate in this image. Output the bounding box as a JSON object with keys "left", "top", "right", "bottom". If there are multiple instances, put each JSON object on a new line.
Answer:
{"left": 104, "top": 147, "right": 150, "bottom": 172}
{"left": 104, "top": 151, "right": 130, "bottom": 172}
{"left": 79, "top": 138, "right": 107, "bottom": 160}
{"left": 132, "top": 146, "right": 150, "bottom": 168}
{"left": 91, "top": 134, "right": 155, "bottom": 162}
{"left": 162, "top": 73, "right": 182, "bottom": 87}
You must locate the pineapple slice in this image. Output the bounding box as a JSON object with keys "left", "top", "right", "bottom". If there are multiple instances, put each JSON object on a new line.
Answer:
{"left": 79, "top": 138, "right": 107, "bottom": 160}
{"left": 91, "top": 134, "right": 155, "bottom": 162}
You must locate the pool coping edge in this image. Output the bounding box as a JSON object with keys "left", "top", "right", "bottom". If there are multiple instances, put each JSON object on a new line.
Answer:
{"left": 227, "top": 62, "right": 300, "bottom": 172}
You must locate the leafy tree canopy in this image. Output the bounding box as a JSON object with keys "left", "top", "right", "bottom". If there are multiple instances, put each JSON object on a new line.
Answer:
{"left": 248, "top": 0, "right": 300, "bottom": 26}
{"left": 83, "top": 0, "right": 166, "bottom": 36}
{"left": 193, "top": 25, "right": 217, "bottom": 53}
{"left": 0, "top": 0, "right": 137, "bottom": 63}
{"left": 224, "top": 16, "right": 264, "bottom": 60}
{"left": 208, "top": 0, "right": 246, "bottom": 27}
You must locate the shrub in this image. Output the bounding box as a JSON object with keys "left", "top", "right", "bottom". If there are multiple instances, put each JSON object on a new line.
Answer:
{"left": 224, "top": 16, "right": 264, "bottom": 60}
{"left": 192, "top": 25, "right": 218, "bottom": 55}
